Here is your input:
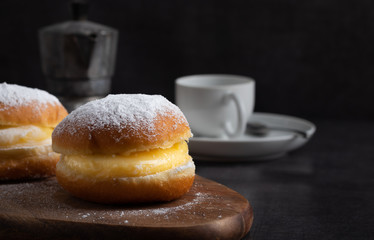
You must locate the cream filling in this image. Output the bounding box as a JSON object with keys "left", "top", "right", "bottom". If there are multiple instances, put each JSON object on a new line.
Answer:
{"left": 0, "top": 125, "right": 53, "bottom": 148}
{"left": 58, "top": 141, "right": 192, "bottom": 179}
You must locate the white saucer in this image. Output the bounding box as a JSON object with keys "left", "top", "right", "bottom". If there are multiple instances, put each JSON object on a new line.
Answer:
{"left": 189, "top": 112, "right": 316, "bottom": 161}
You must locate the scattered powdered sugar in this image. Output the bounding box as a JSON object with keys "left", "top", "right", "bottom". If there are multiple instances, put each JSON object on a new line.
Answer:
{"left": 54, "top": 94, "right": 187, "bottom": 141}
{"left": 0, "top": 179, "right": 230, "bottom": 227}
{"left": 0, "top": 82, "right": 59, "bottom": 108}
{"left": 71, "top": 190, "right": 218, "bottom": 224}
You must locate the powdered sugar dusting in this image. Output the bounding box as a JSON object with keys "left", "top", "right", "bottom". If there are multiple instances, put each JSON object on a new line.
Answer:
{"left": 54, "top": 94, "right": 187, "bottom": 141}
{"left": 0, "top": 82, "right": 59, "bottom": 107}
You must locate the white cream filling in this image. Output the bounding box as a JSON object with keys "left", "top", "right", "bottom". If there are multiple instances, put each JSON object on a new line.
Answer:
{"left": 0, "top": 125, "right": 53, "bottom": 148}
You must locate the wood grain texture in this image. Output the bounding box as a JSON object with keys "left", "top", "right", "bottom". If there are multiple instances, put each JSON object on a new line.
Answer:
{"left": 0, "top": 176, "right": 253, "bottom": 240}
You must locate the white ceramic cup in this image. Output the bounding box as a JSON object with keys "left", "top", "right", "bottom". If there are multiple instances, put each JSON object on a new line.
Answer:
{"left": 175, "top": 74, "right": 255, "bottom": 138}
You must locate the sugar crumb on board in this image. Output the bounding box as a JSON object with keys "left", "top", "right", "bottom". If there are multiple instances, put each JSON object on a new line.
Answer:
{"left": 0, "top": 179, "right": 229, "bottom": 225}
{"left": 67, "top": 190, "right": 224, "bottom": 224}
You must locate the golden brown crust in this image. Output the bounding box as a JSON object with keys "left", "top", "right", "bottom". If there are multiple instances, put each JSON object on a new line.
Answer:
{"left": 56, "top": 160, "right": 195, "bottom": 204}
{"left": 0, "top": 101, "right": 68, "bottom": 127}
{"left": 53, "top": 112, "right": 192, "bottom": 155}
{"left": 0, "top": 83, "right": 68, "bottom": 127}
{"left": 52, "top": 94, "right": 192, "bottom": 155}
{"left": 0, "top": 144, "right": 60, "bottom": 180}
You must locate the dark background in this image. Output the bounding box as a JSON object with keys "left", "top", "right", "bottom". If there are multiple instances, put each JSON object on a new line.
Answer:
{"left": 1, "top": 0, "right": 374, "bottom": 120}
{"left": 1, "top": 2, "right": 374, "bottom": 239}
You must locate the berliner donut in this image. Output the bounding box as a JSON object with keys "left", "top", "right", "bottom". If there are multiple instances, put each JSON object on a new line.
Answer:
{"left": 52, "top": 94, "right": 195, "bottom": 204}
{"left": 0, "top": 83, "right": 68, "bottom": 180}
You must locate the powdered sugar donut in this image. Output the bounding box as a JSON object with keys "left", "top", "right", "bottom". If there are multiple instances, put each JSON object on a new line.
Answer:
{"left": 52, "top": 94, "right": 195, "bottom": 204}
{"left": 0, "top": 83, "right": 68, "bottom": 180}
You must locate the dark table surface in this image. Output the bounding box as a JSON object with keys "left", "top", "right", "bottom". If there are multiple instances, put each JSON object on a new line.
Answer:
{"left": 195, "top": 119, "right": 374, "bottom": 240}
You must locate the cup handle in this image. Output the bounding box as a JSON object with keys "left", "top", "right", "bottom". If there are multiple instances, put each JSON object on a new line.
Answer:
{"left": 223, "top": 92, "right": 246, "bottom": 138}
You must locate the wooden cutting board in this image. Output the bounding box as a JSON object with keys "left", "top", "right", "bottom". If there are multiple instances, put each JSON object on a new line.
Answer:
{"left": 0, "top": 176, "right": 253, "bottom": 240}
